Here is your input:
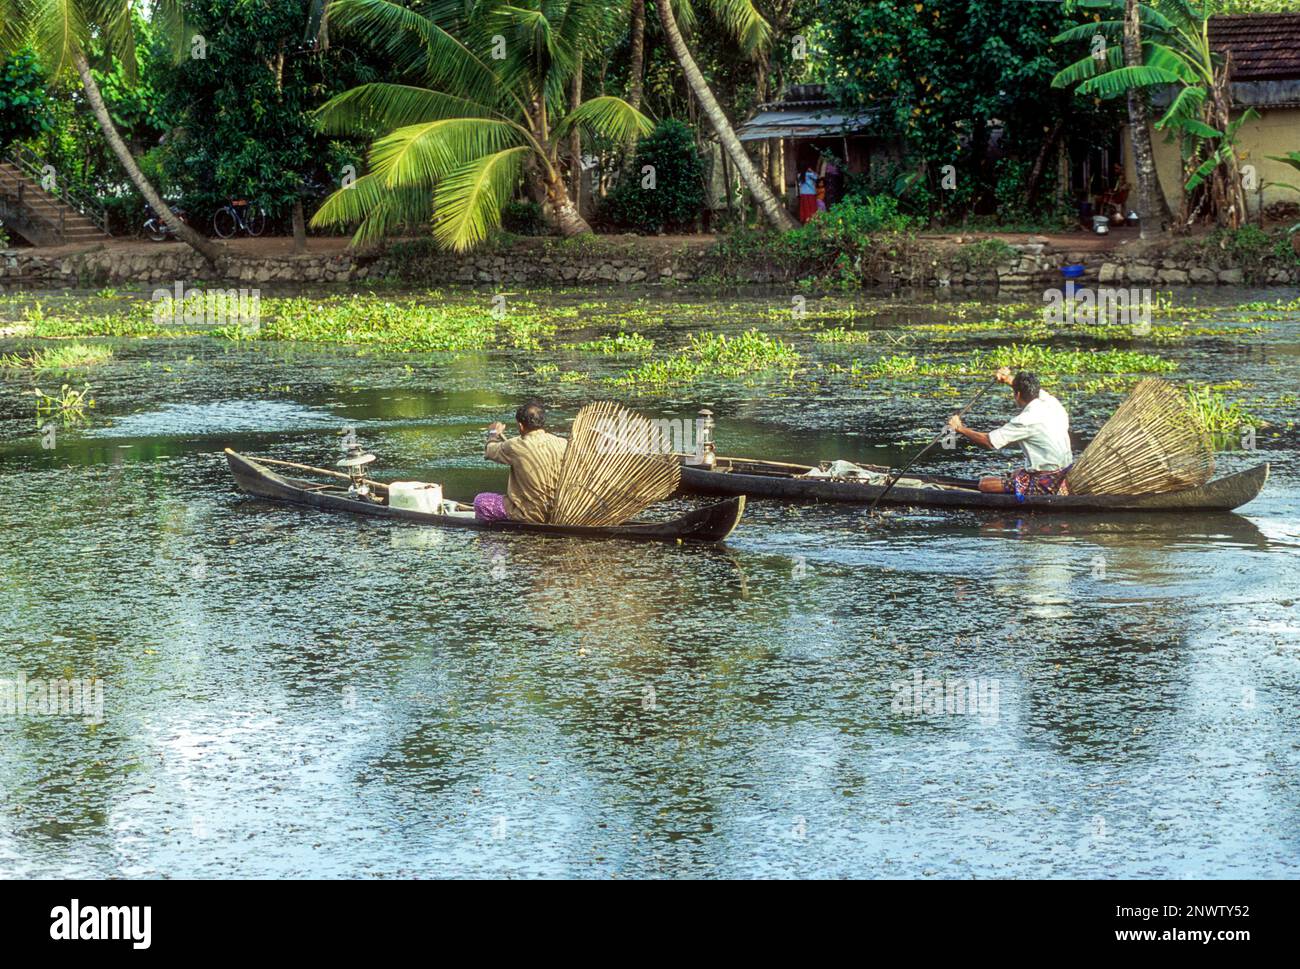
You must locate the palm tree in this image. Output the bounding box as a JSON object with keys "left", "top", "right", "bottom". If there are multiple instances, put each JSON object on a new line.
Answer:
{"left": 1122, "top": 0, "right": 1174, "bottom": 235}
{"left": 310, "top": 0, "right": 651, "bottom": 249}
{"left": 654, "top": 0, "right": 797, "bottom": 231}
{"left": 622, "top": 0, "right": 646, "bottom": 166}
{"left": 0, "top": 0, "right": 225, "bottom": 265}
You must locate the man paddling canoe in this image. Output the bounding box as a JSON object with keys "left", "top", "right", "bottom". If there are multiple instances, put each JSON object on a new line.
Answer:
{"left": 947, "top": 369, "right": 1074, "bottom": 497}
{"left": 475, "top": 399, "right": 568, "bottom": 522}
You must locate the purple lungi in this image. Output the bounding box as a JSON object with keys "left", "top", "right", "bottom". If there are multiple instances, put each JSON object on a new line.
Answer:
{"left": 473, "top": 492, "right": 509, "bottom": 522}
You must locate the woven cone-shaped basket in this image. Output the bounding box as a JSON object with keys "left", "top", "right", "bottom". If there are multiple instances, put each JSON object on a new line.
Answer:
{"left": 1065, "top": 379, "right": 1214, "bottom": 496}
{"left": 548, "top": 401, "right": 682, "bottom": 526}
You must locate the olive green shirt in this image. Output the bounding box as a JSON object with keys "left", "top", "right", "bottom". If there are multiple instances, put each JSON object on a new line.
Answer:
{"left": 485, "top": 429, "right": 568, "bottom": 523}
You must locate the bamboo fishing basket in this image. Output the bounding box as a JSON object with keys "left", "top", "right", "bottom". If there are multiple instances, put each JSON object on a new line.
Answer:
{"left": 1065, "top": 379, "right": 1214, "bottom": 496}
{"left": 548, "top": 401, "right": 682, "bottom": 526}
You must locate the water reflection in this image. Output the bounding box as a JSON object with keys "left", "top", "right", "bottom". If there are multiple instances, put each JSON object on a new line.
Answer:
{"left": 1, "top": 288, "right": 1297, "bottom": 877}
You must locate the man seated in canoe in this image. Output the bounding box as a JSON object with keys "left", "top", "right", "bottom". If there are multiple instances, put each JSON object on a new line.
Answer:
{"left": 475, "top": 399, "right": 568, "bottom": 522}
{"left": 946, "top": 369, "right": 1074, "bottom": 497}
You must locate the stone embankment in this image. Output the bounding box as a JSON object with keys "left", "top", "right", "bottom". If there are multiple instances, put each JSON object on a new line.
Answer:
{"left": 3, "top": 232, "right": 1296, "bottom": 290}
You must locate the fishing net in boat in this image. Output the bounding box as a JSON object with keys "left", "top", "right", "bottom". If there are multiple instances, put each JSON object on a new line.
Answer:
{"left": 548, "top": 401, "right": 682, "bottom": 526}
{"left": 1065, "top": 379, "right": 1214, "bottom": 496}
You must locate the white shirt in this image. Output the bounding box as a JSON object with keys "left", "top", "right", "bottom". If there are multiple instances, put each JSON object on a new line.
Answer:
{"left": 987, "top": 390, "right": 1073, "bottom": 471}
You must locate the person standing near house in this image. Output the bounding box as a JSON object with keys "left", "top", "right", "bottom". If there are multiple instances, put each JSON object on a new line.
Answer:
{"left": 822, "top": 156, "right": 843, "bottom": 206}
{"left": 798, "top": 163, "right": 819, "bottom": 222}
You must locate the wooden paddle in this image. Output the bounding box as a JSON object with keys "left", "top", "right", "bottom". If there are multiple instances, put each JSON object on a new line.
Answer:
{"left": 869, "top": 378, "right": 999, "bottom": 515}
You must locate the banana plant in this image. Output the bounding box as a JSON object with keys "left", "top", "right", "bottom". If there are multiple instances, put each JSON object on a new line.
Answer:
{"left": 310, "top": 0, "right": 652, "bottom": 250}
{"left": 1266, "top": 151, "right": 1300, "bottom": 194}
{"left": 1051, "top": 0, "right": 1250, "bottom": 228}
{"left": 1265, "top": 150, "right": 1300, "bottom": 234}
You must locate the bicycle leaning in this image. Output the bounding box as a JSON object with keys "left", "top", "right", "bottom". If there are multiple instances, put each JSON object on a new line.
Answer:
{"left": 142, "top": 201, "right": 191, "bottom": 242}
{"left": 212, "top": 199, "right": 268, "bottom": 239}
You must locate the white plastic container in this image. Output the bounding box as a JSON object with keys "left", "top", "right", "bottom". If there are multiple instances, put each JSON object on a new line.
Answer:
{"left": 388, "top": 481, "right": 444, "bottom": 514}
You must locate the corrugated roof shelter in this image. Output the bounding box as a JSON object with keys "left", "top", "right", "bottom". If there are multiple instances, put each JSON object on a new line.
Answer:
{"left": 737, "top": 85, "right": 878, "bottom": 142}
{"left": 732, "top": 84, "right": 893, "bottom": 217}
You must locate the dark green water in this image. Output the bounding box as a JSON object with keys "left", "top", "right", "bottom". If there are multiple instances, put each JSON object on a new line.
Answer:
{"left": 1, "top": 286, "right": 1297, "bottom": 877}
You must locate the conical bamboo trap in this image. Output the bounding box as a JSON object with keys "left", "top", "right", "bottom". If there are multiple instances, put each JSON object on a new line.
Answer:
{"left": 1065, "top": 379, "right": 1214, "bottom": 496}
{"left": 548, "top": 401, "right": 682, "bottom": 526}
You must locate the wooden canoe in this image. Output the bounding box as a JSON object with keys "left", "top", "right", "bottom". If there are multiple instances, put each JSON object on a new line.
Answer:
{"left": 677, "top": 455, "right": 1269, "bottom": 513}
{"left": 225, "top": 450, "right": 745, "bottom": 543}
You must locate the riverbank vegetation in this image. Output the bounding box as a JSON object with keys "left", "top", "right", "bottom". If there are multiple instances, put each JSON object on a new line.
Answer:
{"left": 3, "top": 0, "right": 1299, "bottom": 287}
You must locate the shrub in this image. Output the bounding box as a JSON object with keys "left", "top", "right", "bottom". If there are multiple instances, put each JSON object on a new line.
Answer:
{"left": 603, "top": 120, "right": 706, "bottom": 234}
{"left": 501, "top": 199, "right": 546, "bottom": 236}
{"left": 801, "top": 195, "right": 917, "bottom": 243}
{"left": 708, "top": 195, "right": 926, "bottom": 286}
{"left": 952, "top": 238, "right": 1018, "bottom": 272}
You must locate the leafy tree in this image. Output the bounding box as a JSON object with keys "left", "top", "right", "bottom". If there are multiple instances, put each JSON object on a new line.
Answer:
{"left": 0, "top": 48, "right": 53, "bottom": 150}
{"left": 813, "top": 0, "right": 1120, "bottom": 224}
{"left": 604, "top": 119, "right": 705, "bottom": 232}
{"left": 151, "top": 0, "right": 378, "bottom": 235}
{"left": 311, "top": 0, "right": 652, "bottom": 250}
{"left": 0, "top": 0, "right": 224, "bottom": 264}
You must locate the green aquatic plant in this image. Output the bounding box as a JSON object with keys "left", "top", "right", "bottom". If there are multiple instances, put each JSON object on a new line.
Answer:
{"left": 567, "top": 332, "right": 655, "bottom": 355}
{"left": 867, "top": 354, "right": 924, "bottom": 377}
{"left": 1187, "top": 384, "right": 1261, "bottom": 434}
{"left": 216, "top": 296, "right": 558, "bottom": 352}
{"left": 29, "top": 303, "right": 175, "bottom": 338}
{"left": 611, "top": 329, "right": 800, "bottom": 388}
{"left": 912, "top": 312, "right": 1252, "bottom": 343}
{"left": 34, "top": 383, "right": 95, "bottom": 426}
{"left": 812, "top": 326, "right": 874, "bottom": 344}
{"left": 974, "top": 345, "right": 1178, "bottom": 375}
{"left": 860, "top": 345, "right": 1178, "bottom": 380}
{"left": 0, "top": 343, "right": 114, "bottom": 371}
